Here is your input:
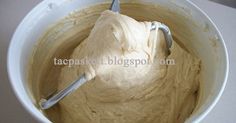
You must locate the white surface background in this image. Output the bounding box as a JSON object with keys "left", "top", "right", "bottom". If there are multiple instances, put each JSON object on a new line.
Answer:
{"left": 0, "top": 0, "right": 235, "bottom": 123}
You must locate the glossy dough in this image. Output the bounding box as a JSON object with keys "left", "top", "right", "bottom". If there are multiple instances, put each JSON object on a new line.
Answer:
{"left": 58, "top": 10, "right": 200, "bottom": 123}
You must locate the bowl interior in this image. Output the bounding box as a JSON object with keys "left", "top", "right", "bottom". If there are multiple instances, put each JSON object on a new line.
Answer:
{"left": 8, "top": 0, "right": 228, "bottom": 123}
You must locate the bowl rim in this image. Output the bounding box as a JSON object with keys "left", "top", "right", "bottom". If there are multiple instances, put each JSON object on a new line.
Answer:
{"left": 184, "top": 0, "right": 229, "bottom": 122}
{"left": 7, "top": 0, "right": 53, "bottom": 122}
{"left": 7, "top": 0, "right": 229, "bottom": 123}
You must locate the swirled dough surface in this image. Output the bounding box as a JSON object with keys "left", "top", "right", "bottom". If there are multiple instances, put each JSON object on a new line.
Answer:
{"left": 58, "top": 10, "right": 200, "bottom": 123}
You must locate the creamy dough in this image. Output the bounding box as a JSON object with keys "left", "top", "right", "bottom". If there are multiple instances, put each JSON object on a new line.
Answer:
{"left": 57, "top": 10, "right": 201, "bottom": 123}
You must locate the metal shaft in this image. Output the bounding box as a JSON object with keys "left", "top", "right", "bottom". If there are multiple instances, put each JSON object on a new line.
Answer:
{"left": 39, "top": 74, "right": 87, "bottom": 109}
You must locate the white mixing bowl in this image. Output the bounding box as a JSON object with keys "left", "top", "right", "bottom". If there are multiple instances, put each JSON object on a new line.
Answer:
{"left": 7, "top": 0, "right": 228, "bottom": 123}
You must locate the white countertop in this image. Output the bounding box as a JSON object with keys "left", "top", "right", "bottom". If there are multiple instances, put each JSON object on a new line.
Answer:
{"left": 0, "top": 0, "right": 235, "bottom": 122}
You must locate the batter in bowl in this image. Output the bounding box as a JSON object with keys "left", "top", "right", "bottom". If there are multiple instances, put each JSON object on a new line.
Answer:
{"left": 56, "top": 10, "right": 201, "bottom": 123}
{"left": 27, "top": 3, "right": 202, "bottom": 123}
